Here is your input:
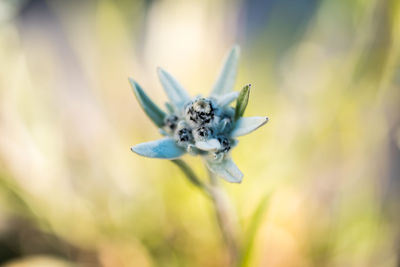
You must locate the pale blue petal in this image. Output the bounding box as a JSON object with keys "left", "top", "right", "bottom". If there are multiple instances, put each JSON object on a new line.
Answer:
{"left": 165, "top": 102, "right": 176, "bottom": 114}
{"left": 217, "top": 91, "right": 239, "bottom": 106}
{"left": 195, "top": 139, "right": 221, "bottom": 151}
{"left": 159, "top": 129, "right": 168, "bottom": 136}
{"left": 131, "top": 138, "right": 185, "bottom": 159}
{"left": 206, "top": 158, "right": 243, "bottom": 183}
{"left": 231, "top": 116, "right": 268, "bottom": 138}
{"left": 210, "top": 45, "right": 240, "bottom": 96}
{"left": 129, "top": 78, "right": 166, "bottom": 127}
{"left": 157, "top": 67, "right": 191, "bottom": 108}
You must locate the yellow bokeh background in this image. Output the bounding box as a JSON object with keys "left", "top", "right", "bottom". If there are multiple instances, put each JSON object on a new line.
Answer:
{"left": 0, "top": 0, "right": 399, "bottom": 266}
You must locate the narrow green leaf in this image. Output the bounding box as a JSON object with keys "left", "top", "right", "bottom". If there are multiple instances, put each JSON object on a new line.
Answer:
{"left": 239, "top": 195, "right": 270, "bottom": 267}
{"left": 235, "top": 84, "right": 251, "bottom": 120}
{"left": 129, "top": 78, "right": 166, "bottom": 127}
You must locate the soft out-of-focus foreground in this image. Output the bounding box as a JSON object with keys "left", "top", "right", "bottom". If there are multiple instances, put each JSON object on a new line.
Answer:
{"left": 0, "top": 0, "right": 399, "bottom": 266}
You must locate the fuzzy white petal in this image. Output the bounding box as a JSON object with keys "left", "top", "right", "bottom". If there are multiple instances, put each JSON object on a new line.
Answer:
{"left": 211, "top": 45, "right": 240, "bottom": 96}
{"left": 206, "top": 158, "right": 243, "bottom": 183}
{"left": 231, "top": 116, "right": 269, "bottom": 137}
{"left": 157, "top": 67, "right": 191, "bottom": 108}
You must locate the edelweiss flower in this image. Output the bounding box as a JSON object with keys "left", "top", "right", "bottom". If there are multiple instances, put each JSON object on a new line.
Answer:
{"left": 129, "top": 45, "right": 268, "bottom": 183}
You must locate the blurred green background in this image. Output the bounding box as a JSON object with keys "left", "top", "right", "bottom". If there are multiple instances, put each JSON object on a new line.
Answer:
{"left": 0, "top": 0, "right": 399, "bottom": 266}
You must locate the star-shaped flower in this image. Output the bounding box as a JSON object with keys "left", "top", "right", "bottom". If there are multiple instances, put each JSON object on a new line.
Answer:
{"left": 129, "top": 45, "right": 268, "bottom": 183}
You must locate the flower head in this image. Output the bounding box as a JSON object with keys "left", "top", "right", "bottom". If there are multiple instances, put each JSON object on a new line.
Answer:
{"left": 129, "top": 45, "right": 268, "bottom": 183}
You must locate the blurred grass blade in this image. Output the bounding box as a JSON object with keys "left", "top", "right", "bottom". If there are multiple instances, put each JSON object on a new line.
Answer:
{"left": 211, "top": 45, "right": 240, "bottom": 96}
{"left": 235, "top": 84, "right": 251, "bottom": 120}
{"left": 157, "top": 67, "right": 191, "bottom": 108}
{"left": 240, "top": 195, "right": 270, "bottom": 267}
{"left": 129, "top": 78, "right": 166, "bottom": 127}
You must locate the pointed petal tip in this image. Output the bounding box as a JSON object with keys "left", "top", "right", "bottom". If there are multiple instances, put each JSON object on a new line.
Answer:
{"left": 130, "top": 145, "right": 140, "bottom": 155}
{"left": 225, "top": 170, "right": 243, "bottom": 183}
{"left": 232, "top": 175, "right": 243, "bottom": 184}
{"left": 157, "top": 67, "right": 171, "bottom": 77}
{"left": 263, "top": 117, "right": 269, "bottom": 126}
{"left": 128, "top": 78, "right": 142, "bottom": 96}
{"left": 128, "top": 77, "right": 137, "bottom": 88}
{"left": 156, "top": 67, "right": 168, "bottom": 78}
{"left": 210, "top": 169, "right": 243, "bottom": 183}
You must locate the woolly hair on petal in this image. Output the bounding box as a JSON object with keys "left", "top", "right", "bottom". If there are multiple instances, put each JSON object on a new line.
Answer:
{"left": 131, "top": 138, "right": 186, "bottom": 159}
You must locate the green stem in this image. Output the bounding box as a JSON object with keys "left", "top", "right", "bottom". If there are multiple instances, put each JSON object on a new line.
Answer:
{"left": 171, "top": 159, "right": 210, "bottom": 196}
{"left": 171, "top": 159, "right": 240, "bottom": 266}
{"left": 208, "top": 169, "right": 240, "bottom": 267}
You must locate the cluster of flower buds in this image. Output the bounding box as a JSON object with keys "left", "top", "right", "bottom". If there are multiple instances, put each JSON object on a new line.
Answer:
{"left": 164, "top": 97, "right": 235, "bottom": 159}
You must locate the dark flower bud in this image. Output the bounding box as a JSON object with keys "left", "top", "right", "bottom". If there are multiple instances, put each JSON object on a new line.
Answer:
{"left": 193, "top": 126, "right": 213, "bottom": 141}
{"left": 174, "top": 121, "right": 193, "bottom": 146}
{"left": 185, "top": 98, "right": 214, "bottom": 126}
{"left": 164, "top": 115, "right": 179, "bottom": 131}
{"left": 178, "top": 128, "right": 191, "bottom": 142}
{"left": 217, "top": 136, "right": 231, "bottom": 152}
